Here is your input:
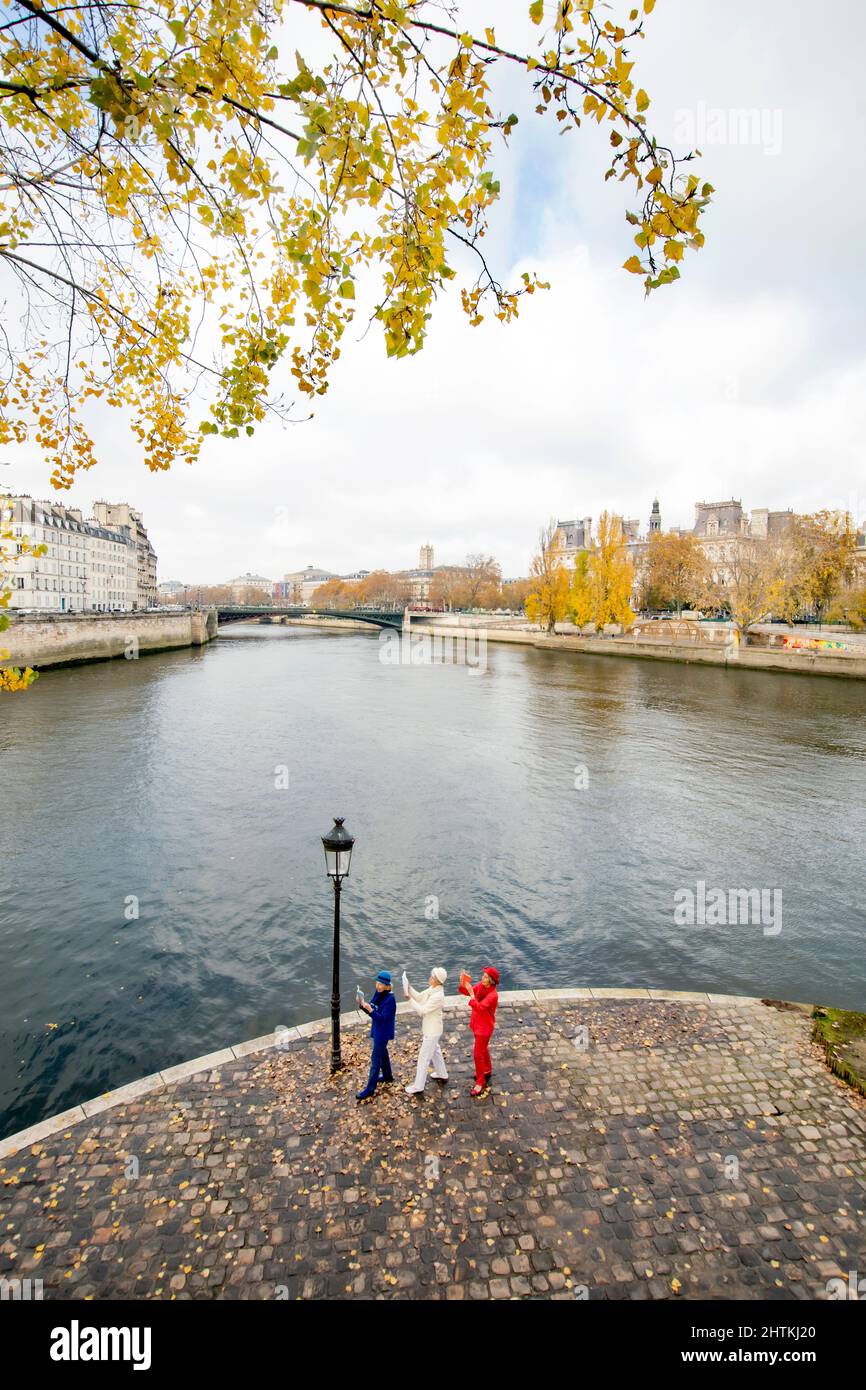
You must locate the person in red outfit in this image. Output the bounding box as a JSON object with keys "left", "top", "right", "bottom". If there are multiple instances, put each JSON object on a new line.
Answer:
{"left": 458, "top": 966, "right": 500, "bottom": 1096}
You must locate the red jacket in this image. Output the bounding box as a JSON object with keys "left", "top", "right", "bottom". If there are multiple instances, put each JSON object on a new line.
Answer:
{"left": 459, "top": 979, "right": 498, "bottom": 1038}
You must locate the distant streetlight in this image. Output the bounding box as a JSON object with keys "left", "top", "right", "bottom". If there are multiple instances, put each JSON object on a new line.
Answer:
{"left": 321, "top": 816, "right": 355, "bottom": 1073}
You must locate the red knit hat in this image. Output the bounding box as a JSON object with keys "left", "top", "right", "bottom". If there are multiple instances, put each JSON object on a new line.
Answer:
{"left": 483, "top": 965, "right": 500, "bottom": 985}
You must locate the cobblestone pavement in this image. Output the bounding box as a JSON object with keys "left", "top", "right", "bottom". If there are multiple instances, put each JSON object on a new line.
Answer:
{"left": 2, "top": 997, "right": 865, "bottom": 1300}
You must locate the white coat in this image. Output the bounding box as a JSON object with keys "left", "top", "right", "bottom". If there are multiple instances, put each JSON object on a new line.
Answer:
{"left": 408, "top": 983, "right": 445, "bottom": 1037}
{"left": 405, "top": 982, "right": 448, "bottom": 1092}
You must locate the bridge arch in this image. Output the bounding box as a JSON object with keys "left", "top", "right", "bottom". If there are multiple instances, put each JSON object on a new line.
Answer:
{"left": 215, "top": 605, "right": 405, "bottom": 630}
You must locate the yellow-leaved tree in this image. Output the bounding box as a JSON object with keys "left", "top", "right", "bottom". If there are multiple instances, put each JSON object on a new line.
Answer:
{"left": 526, "top": 521, "right": 570, "bottom": 633}
{"left": 0, "top": 0, "right": 712, "bottom": 686}
{"left": 828, "top": 582, "right": 866, "bottom": 630}
{"left": 701, "top": 538, "right": 784, "bottom": 639}
{"left": 0, "top": 0, "right": 710, "bottom": 480}
{"left": 789, "top": 511, "right": 857, "bottom": 626}
{"left": 640, "top": 530, "right": 709, "bottom": 614}
{"left": 569, "top": 549, "right": 594, "bottom": 629}
{"left": 588, "top": 511, "right": 635, "bottom": 630}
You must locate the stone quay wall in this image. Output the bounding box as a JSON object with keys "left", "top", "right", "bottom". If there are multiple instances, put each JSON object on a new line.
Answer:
{"left": 274, "top": 615, "right": 374, "bottom": 631}
{"left": 413, "top": 618, "right": 866, "bottom": 679}
{"left": 1, "top": 608, "right": 218, "bottom": 670}
{"left": 541, "top": 633, "right": 866, "bottom": 678}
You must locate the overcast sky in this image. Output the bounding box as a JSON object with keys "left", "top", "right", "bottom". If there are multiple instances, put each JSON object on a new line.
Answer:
{"left": 4, "top": 0, "right": 865, "bottom": 582}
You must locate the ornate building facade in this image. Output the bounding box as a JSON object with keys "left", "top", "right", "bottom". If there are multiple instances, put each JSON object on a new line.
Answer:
{"left": 91, "top": 501, "right": 158, "bottom": 609}
{"left": 551, "top": 496, "right": 812, "bottom": 603}
{"left": 3, "top": 493, "right": 154, "bottom": 612}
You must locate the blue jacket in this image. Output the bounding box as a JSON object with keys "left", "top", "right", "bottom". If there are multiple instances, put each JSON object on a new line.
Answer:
{"left": 368, "top": 989, "right": 396, "bottom": 1044}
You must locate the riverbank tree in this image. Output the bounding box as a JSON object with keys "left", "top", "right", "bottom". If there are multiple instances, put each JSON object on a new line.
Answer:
{"left": 500, "top": 577, "right": 533, "bottom": 613}
{"left": 587, "top": 511, "right": 636, "bottom": 630}
{"left": 360, "top": 571, "right": 412, "bottom": 609}
{"left": 526, "top": 522, "right": 571, "bottom": 633}
{"left": 312, "top": 570, "right": 410, "bottom": 609}
{"left": 528, "top": 511, "right": 635, "bottom": 632}
{"left": 309, "top": 560, "right": 521, "bottom": 613}
{"left": 427, "top": 558, "right": 510, "bottom": 610}
{"left": 701, "top": 539, "right": 786, "bottom": 638}
{"left": 640, "top": 531, "right": 709, "bottom": 614}
{"left": 829, "top": 582, "right": 866, "bottom": 630}
{"left": 569, "top": 551, "right": 594, "bottom": 628}
{"left": 463, "top": 555, "right": 502, "bottom": 609}
{"left": 701, "top": 512, "right": 858, "bottom": 633}
{"left": 785, "top": 512, "right": 858, "bottom": 626}
{"left": 158, "top": 583, "right": 234, "bottom": 606}
{"left": 235, "top": 585, "right": 273, "bottom": 605}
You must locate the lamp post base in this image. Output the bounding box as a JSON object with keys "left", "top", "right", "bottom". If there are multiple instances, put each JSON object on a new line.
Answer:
{"left": 330, "top": 992, "right": 342, "bottom": 1072}
{"left": 330, "top": 997, "right": 342, "bottom": 1074}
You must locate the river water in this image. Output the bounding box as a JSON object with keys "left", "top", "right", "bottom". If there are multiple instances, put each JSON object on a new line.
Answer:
{"left": 1, "top": 623, "right": 864, "bottom": 1136}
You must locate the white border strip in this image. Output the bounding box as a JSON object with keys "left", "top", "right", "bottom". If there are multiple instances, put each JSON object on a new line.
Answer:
{"left": 0, "top": 988, "right": 770, "bottom": 1160}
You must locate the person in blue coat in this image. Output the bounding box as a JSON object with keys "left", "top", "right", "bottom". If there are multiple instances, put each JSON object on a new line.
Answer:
{"left": 356, "top": 970, "right": 397, "bottom": 1101}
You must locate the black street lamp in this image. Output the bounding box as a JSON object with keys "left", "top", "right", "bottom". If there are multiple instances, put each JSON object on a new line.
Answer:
{"left": 321, "top": 816, "right": 355, "bottom": 1073}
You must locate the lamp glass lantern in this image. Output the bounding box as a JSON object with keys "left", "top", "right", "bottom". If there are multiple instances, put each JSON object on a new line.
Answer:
{"left": 322, "top": 816, "right": 354, "bottom": 881}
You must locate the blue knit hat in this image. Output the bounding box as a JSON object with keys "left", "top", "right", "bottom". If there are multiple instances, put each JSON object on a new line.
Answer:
{"left": 376, "top": 970, "right": 392, "bottom": 985}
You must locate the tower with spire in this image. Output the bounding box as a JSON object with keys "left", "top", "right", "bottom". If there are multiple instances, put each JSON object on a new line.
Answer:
{"left": 649, "top": 498, "right": 661, "bottom": 535}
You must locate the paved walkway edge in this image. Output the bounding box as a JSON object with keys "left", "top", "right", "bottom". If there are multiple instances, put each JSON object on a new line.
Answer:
{"left": 0, "top": 987, "right": 781, "bottom": 1161}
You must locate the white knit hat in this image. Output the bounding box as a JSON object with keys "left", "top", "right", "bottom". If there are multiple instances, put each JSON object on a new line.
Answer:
{"left": 432, "top": 967, "right": 447, "bottom": 985}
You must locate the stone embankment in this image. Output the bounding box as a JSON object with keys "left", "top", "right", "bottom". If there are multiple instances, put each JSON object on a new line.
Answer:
{"left": 1, "top": 608, "right": 218, "bottom": 670}
{"left": 272, "top": 615, "right": 373, "bottom": 631}
{"left": 411, "top": 615, "right": 866, "bottom": 679}
{"left": 7, "top": 607, "right": 864, "bottom": 679}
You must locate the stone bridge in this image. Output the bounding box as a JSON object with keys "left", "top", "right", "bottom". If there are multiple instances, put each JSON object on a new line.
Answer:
{"left": 216, "top": 605, "right": 405, "bottom": 630}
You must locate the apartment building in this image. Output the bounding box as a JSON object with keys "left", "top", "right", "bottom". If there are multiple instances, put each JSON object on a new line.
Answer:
{"left": 3, "top": 494, "right": 138, "bottom": 612}
{"left": 274, "top": 565, "right": 338, "bottom": 604}
{"left": 91, "top": 501, "right": 158, "bottom": 609}
{"left": 228, "top": 572, "right": 273, "bottom": 601}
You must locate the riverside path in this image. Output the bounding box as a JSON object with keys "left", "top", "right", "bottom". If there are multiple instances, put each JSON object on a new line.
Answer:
{"left": 1, "top": 990, "right": 864, "bottom": 1301}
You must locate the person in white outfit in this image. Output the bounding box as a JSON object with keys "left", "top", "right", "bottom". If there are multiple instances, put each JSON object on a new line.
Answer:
{"left": 403, "top": 967, "right": 448, "bottom": 1094}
